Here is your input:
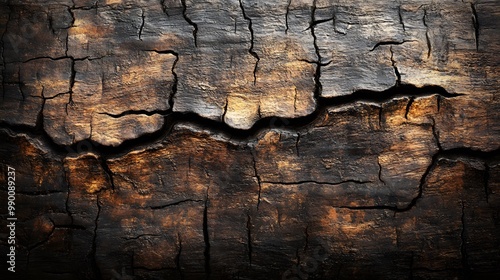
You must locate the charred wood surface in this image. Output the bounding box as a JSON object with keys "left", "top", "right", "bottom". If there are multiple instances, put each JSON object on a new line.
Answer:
{"left": 1, "top": 0, "right": 499, "bottom": 279}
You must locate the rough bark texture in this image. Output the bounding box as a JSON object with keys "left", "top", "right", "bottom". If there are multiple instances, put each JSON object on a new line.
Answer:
{"left": 0, "top": 0, "right": 499, "bottom": 279}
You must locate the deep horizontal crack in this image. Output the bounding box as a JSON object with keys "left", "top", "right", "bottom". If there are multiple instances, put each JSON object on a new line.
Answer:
{"left": 261, "top": 179, "right": 371, "bottom": 186}
{"left": 98, "top": 110, "right": 171, "bottom": 118}
{"left": 150, "top": 199, "right": 204, "bottom": 209}
{"left": 370, "top": 40, "right": 414, "bottom": 52}
{"left": 21, "top": 55, "right": 104, "bottom": 64}
{"left": 0, "top": 84, "right": 465, "bottom": 158}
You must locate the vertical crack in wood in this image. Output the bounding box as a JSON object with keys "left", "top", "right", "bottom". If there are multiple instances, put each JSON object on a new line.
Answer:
{"left": 423, "top": 8, "right": 431, "bottom": 59}
{"left": 100, "top": 157, "right": 115, "bottom": 191}
{"left": 239, "top": 0, "right": 260, "bottom": 85}
{"left": 176, "top": 232, "right": 184, "bottom": 280}
{"left": 398, "top": 5, "right": 406, "bottom": 32}
{"left": 404, "top": 96, "right": 414, "bottom": 119}
{"left": 66, "top": 58, "right": 76, "bottom": 115}
{"left": 138, "top": 8, "right": 145, "bottom": 41}
{"left": 251, "top": 151, "right": 262, "bottom": 210}
{"left": 471, "top": 3, "right": 479, "bottom": 51}
{"left": 285, "top": 0, "right": 291, "bottom": 34}
{"left": 377, "top": 157, "right": 386, "bottom": 185}
{"left": 169, "top": 51, "right": 179, "bottom": 110}
{"left": 181, "top": 0, "right": 198, "bottom": 47}
{"left": 390, "top": 46, "right": 401, "bottom": 86}
{"left": 311, "top": 0, "right": 323, "bottom": 99}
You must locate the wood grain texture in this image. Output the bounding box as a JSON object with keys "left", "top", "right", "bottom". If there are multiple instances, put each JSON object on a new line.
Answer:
{"left": 1, "top": 0, "right": 499, "bottom": 279}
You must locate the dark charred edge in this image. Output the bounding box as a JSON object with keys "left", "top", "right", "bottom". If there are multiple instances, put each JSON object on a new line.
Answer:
{"left": 138, "top": 8, "right": 145, "bottom": 41}
{"left": 423, "top": 9, "right": 431, "bottom": 59}
{"left": 176, "top": 233, "right": 184, "bottom": 280}
{"left": 0, "top": 84, "right": 464, "bottom": 159}
{"left": 203, "top": 196, "right": 211, "bottom": 279}
{"left": 285, "top": 0, "right": 291, "bottom": 34}
{"left": 180, "top": 0, "right": 198, "bottom": 47}
{"left": 471, "top": 3, "right": 479, "bottom": 51}
{"left": 461, "top": 201, "right": 472, "bottom": 277}
{"left": 311, "top": 0, "right": 323, "bottom": 100}
{"left": 398, "top": 6, "right": 406, "bottom": 32}
{"left": 246, "top": 214, "right": 253, "bottom": 265}
{"left": 239, "top": 0, "right": 260, "bottom": 85}
{"left": 150, "top": 199, "right": 203, "bottom": 209}
{"left": 90, "top": 195, "right": 102, "bottom": 280}
{"left": 261, "top": 179, "right": 371, "bottom": 186}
